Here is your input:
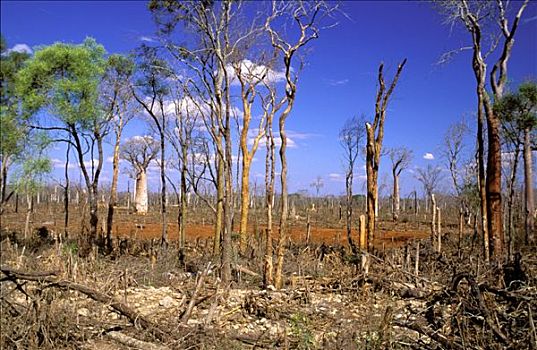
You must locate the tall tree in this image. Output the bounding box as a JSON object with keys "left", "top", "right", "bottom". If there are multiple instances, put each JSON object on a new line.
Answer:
{"left": 495, "top": 82, "right": 536, "bottom": 246}
{"left": 339, "top": 116, "right": 364, "bottom": 251}
{"left": 17, "top": 38, "right": 107, "bottom": 248}
{"left": 388, "top": 147, "right": 413, "bottom": 222}
{"left": 0, "top": 35, "right": 30, "bottom": 213}
{"left": 131, "top": 46, "right": 171, "bottom": 248}
{"left": 415, "top": 164, "right": 444, "bottom": 204}
{"left": 149, "top": 0, "right": 243, "bottom": 281}
{"left": 437, "top": 0, "right": 529, "bottom": 259}
{"left": 265, "top": 0, "right": 337, "bottom": 289}
{"left": 101, "top": 54, "right": 136, "bottom": 251}
{"left": 365, "top": 59, "right": 406, "bottom": 252}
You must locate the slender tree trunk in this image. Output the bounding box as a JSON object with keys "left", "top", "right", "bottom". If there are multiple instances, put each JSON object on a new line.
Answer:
{"left": 507, "top": 146, "right": 520, "bottom": 259}
{"left": 179, "top": 143, "right": 188, "bottom": 251}
{"left": 159, "top": 136, "right": 168, "bottom": 248}
{"left": 106, "top": 130, "right": 122, "bottom": 251}
{"left": 366, "top": 124, "right": 377, "bottom": 252}
{"left": 64, "top": 143, "right": 70, "bottom": 238}
{"left": 263, "top": 124, "right": 275, "bottom": 287}
{"left": 392, "top": 171, "right": 400, "bottom": 222}
{"left": 221, "top": 131, "right": 233, "bottom": 284}
{"left": 0, "top": 155, "right": 9, "bottom": 214}
{"left": 477, "top": 93, "right": 490, "bottom": 263}
{"left": 431, "top": 194, "right": 437, "bottom": 249}
{"left": 214, "top": 154, "right": 224, "bottom": 256}
{"left": 345, "top": 170, "right": 356, "bottom": 252}
{"left": 24, "top": 193, "right": 33, "bottom": 239}
{"left": 239, "top": 156, "right": 252, "bottom": 252}
{"left": 523, "top": 127, "right": 534, "bottom": 244}
{"left": 275, "top": 116, "right": 289, "bottom": 289}
{"left": 484, "top": 99, "right": 503, "bottom": 257}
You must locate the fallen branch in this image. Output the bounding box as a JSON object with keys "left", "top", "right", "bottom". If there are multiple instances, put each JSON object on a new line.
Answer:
{"left": 451, "top": 273, "right": 512, "bottom": 346}
{"left": 0, "top": 265, "right": 169, "bottom": 341}
{"left": 233, "top": 264, "right": 260, "bottom": 278}
{"left": 180, "top": 262, "right": 211, "bottom": 323}
{"left": 107, "top": 331, "right": 170, "bottom": 350}
{"left": 393, "top": 320, "right": 464, "bottom": 350}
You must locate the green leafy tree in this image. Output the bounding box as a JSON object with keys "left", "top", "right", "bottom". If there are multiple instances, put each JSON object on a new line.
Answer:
{"left": 495, "top": 82, "right": 536, "bottom": 246}
{"left": 0, "top": 34, "right": 31, "bottom": 213}
{"left": 16, "top": 38, "right": 107, "bottom": 248}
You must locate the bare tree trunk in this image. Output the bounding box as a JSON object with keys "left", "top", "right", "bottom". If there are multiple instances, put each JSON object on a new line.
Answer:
{"left": 263, "top": 122, "right": 275, "bottom": 287}
{"left": 366, "top": 125, "right": 377, "bottom": 252}
{"left": 345, "top": 167, "right": 356, "bottom": 251}
{"left": 134, "top": 171, "right": 148, "bottom": 214}
{"left": 275, "top": 117, "right": 289, "bottom": 289}
{"left": 393, "top": 171, "right": 400, "bottom": 221}
{"left": 523, "top": 127, "right": 534, "bottom": 244}
{"left": 0, "top": 155, "right": 9, "bottom": 214}
{"left": 431, "top": 194, "right": 437, "bottom": 249}
{"left": 106, "top": 131, "right": 121, "bottom": 251}
{"left": 359, "top": 214, "right": 366, "bottom": 250}
{"left": 159, "top": 137, "right": 168, "bottom": 249}
{"left": 506, "top": 146, "right": 520, "bottom": 259}
{"left": 239, "top": 156, "right": 252, "bottom": 252}
{"left": 484, "top": 100, "right": 504, "bottom": 257}
{"left": 63, "top": 142, "right": 71, "bottom": 238}
{"left": 214, "top": 151, "right": 224, "bottom": 256}
{"left": 179, "top": 143, "right": 188, "bottom": 251}
{"left": 437, "top": 206, "right": 442, "bottom": 252}
{"left": 24, "top": 193, "right": 33, "bottom": 239}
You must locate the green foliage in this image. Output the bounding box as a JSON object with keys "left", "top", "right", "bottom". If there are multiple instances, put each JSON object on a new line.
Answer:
{"left": 495, "top": 81, "right": 537, "bottom": 145}
{"left": 16, "top": 37, "right": 106, "bottom": 126}
{"left": 13, "top": 155, "right": 51, "bottom": 195}
{"left": 289, "top": 313, "right": 315, "bottom": 349}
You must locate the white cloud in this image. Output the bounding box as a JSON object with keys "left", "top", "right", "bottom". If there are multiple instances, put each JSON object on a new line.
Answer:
{"left": 51, "top": 158, "right": 75, "bottom": 169}
{"left": 524, "top": 15, "right": 537, "bottom": 24}
{"left": 423, "top": 153, "right": 435, "bottom": 160}
{"left": 328, "top": 173, "right": 344, "bottom": 182}
{"left": 139, "top": 36, "right": 156, "bottom": 43}
{"left": 9, "top": 43, "right": 32, "bottom": 54}
{"left": 227, "top": 59, "right": 285, "bottom": 86}
{"left": 248, "top": 134, "right": 297, "bottom": 149}
{"left": 328, "top": 79, "right": 349, "bottom": 86}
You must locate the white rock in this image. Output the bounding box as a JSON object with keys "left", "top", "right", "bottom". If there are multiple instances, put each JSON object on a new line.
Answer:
{"left": 158, "top": 295, "right": 173, "bottom": 308}
{"left": 77, "top": 308, "right": 89, "bottom": 317}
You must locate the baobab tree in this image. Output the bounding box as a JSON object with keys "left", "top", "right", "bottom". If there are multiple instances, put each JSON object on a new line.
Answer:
{"left": 365, "top": 59, "right": 407, "bottom": 252}
{"left": 388, "top": 147, "right": 413, "bottom": 222}
{"left": 339, "top": 116, "right": 364, "bottom": 251}
{"left": 120, "top": 136, "right": 159, "bottom": 214}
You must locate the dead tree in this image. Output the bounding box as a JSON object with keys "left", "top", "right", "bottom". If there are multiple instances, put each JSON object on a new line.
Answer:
{"left": 339, "top": 116, "right": 365, "bottom": 252}
{"left": 265, "top": 0, "right": 338, "bottom": 289}
{"left": 388, "top": 147, "right": 413, "bottom": 222}
{"left": 415, "top": 164, "right": 444, "bottom": 214}
{"left": 102, "top": 55, "right": 136, "bottom": 252}
{"left": 437, "top": 0, "right": 530, "bottom": 260}
{"left": 365, "top": 59, "right": 407, "bottom": 252}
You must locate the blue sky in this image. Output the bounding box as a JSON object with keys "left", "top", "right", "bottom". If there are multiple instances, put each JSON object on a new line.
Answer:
{"left": 2, "top": 1, "right": 536, "bottom": 196}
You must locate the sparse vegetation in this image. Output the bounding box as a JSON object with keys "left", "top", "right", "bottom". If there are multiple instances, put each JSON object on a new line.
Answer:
{"left": 1, "top": 1, "right": 535, "bottom": 349}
